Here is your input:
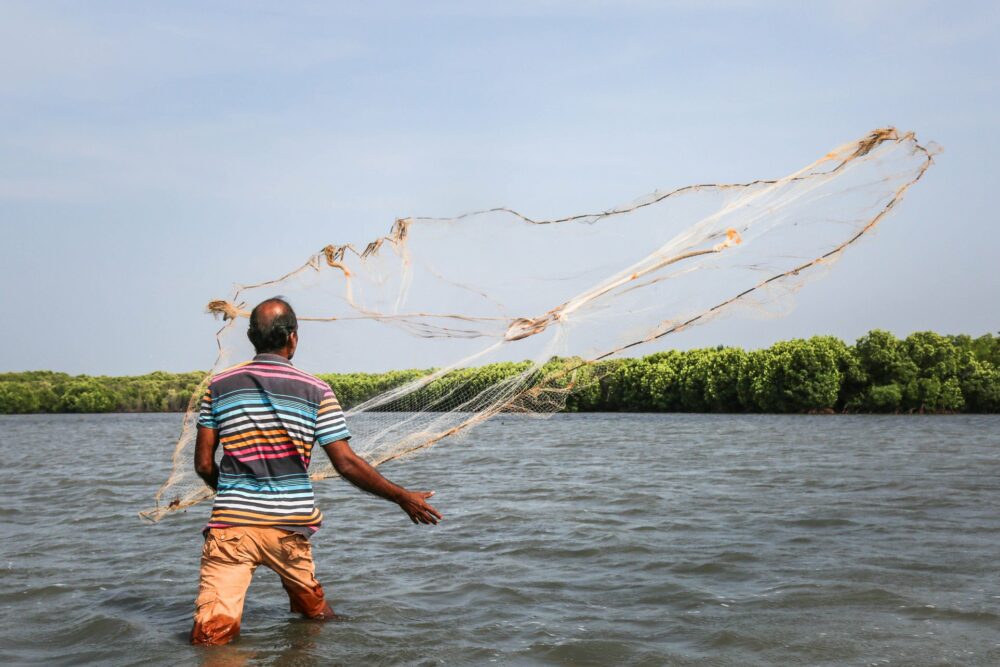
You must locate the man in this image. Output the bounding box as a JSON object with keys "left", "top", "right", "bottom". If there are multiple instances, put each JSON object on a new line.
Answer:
{"left": 190, "top": 297, "right": 441, "bottom": 646}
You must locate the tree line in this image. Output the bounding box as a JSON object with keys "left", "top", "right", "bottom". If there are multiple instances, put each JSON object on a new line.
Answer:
{"left": 1, "top": 330, "right": 997, "bottom": 415}
{"left": 0, "top": 370, "right": 205, "bottom": 414}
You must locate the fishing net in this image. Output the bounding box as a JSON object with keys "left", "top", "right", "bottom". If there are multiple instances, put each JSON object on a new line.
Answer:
{"left": 141, "top": 128, "right": 934, "bottom": 522}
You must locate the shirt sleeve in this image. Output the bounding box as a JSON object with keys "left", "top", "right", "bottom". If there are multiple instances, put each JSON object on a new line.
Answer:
{"left": 197, "top": 386, "right": 217, "bottom": 429}
{"left": 315, "top": 388, "right": 351, "bottom": 445}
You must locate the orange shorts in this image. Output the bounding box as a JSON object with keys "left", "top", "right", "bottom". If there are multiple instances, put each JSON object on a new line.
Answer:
{"left": 190, "top": 526, "right": 334, "bottom": 645}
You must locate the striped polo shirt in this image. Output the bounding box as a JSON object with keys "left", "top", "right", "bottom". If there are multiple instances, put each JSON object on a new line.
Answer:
{"left": 198, "top": 353, "right": 350, "bottom": 534}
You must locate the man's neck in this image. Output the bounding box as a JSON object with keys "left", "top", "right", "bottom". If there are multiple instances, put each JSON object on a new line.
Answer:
{"left": 254, "top": 351, "right": 292, "bottom": 364}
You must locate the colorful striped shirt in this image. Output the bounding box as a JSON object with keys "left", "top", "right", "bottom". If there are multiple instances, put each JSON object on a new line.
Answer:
{"left": 198, "top": 353, "right": 350, "bottom": 535}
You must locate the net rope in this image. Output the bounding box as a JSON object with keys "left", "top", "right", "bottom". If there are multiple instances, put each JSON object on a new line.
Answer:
{"left": 141, "top": 128, "right": 934, "bottom": 522}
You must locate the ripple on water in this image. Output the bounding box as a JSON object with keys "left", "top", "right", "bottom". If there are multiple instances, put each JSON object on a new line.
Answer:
{"left": 2, "top": 413, "right": 1000, "bottom": 665}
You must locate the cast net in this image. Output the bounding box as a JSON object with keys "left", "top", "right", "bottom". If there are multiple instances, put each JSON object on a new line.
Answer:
{"left": 141, "top": 128, "right": 934, "bottom": 521}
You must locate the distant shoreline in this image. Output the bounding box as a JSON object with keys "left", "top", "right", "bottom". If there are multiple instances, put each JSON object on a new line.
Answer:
{"left": 2, "top": 330, "right": 997, "bottom": 415}
{"left": 2, "top": 410, "right": 993, "bottom": 417}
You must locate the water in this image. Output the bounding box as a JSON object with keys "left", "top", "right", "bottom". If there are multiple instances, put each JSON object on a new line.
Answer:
{"left": 1, "top": 413, "right": 998, "bottom": 666}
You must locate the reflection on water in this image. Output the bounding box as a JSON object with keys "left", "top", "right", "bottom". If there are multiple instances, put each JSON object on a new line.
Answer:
{"left": 198, "top": 620, "right": 325, "bottom": 667}
{"left": 1, "top": 413, "right": 999, "bottom": 666}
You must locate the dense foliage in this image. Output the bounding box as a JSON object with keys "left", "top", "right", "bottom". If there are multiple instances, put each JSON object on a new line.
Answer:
{"left": 572, "top": 331, "right": 1000, "bottom": 414}
{"left": 1, "top": 331, "right": 998, "bottom": 415}
{"left": 0, "top": 370, "right": 206, "bottom": 414}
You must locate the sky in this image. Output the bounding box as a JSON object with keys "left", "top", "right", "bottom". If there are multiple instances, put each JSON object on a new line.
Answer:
{"left": 1, "top": 1, "right": 997, "bottom": 375}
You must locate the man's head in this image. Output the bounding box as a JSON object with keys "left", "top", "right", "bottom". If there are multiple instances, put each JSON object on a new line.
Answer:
{"left": 247, "top": 297, "right": 298, "bottom": 359}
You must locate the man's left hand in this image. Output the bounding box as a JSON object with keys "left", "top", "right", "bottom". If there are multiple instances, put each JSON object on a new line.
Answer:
{"left": 398, "top": 490, "right": 443, "bottom": 525}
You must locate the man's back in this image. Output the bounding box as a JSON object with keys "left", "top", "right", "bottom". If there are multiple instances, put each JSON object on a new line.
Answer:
{"left": 199, "top": 352, "right": 350, "bottom": 533}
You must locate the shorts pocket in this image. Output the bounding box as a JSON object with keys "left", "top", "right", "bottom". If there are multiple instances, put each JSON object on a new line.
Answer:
{"left": 280, "top": 533, "right": 312, "bottom": 563}
{"left": 193, "top": 593, "right": 220, "bottom": 619}
{"left": 191, "top": 596, "right": 241, "bottom": 645}
{"left": 204, "top": 530, "right": 245, "bottom": 563}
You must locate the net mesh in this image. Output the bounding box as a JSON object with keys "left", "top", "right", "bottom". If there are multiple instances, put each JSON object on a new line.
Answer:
{"left": 141, "top": 128, "right": 934, "bottom": 522}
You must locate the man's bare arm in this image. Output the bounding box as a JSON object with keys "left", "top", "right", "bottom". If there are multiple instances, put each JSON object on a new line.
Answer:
{"left": 322, "top": 439, "right": 442, "bottom": 525}
{"left": 194, "top": 425, "right": 220, "bottom": 492}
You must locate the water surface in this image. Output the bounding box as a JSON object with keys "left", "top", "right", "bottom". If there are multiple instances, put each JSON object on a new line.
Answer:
{"left": 1, "top": 413, "right": 998, "bottom": 666}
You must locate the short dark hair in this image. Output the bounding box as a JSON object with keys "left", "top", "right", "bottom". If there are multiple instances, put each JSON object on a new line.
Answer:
{"left": 248, "top": 297, "right": 298, "bottom": 354}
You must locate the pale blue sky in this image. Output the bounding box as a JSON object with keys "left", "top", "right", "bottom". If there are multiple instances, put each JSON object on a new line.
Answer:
{"left": 1, "top": 1, "right": 997, "bottom": 375}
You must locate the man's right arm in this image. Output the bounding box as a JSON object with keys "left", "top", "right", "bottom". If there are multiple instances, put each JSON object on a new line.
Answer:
{"left": 323, "top": 439, "right": 442, "bottom": 525}
{"left": 194, "top": 425, "right": 220, "bottom": 491}
{"left": 194, "top": 384, "right": 220, "bottom": 491}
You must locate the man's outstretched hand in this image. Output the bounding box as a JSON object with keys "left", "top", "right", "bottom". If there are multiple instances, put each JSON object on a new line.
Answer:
{"left": 398, "top": 490, "right": 443, "bottom": 525}
{"left": 323, "top": 439, "right": 443, "bottom": 526}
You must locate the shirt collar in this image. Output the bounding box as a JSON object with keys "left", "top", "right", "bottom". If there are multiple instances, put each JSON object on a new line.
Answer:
{"left": 253, "top": 353, "right": 293, "bottom": 366}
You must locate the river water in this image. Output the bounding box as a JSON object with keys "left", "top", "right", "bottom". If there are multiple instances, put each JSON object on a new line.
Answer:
{"left": 1, "top": 413, "right": 998, "bottom": 666}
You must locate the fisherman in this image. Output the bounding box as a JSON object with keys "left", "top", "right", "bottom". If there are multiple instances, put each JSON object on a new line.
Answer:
{"left": 190, "top": 297, "right": 441, "bottom": 645}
